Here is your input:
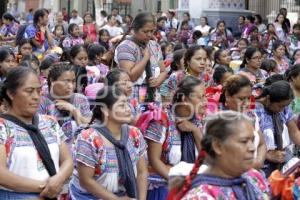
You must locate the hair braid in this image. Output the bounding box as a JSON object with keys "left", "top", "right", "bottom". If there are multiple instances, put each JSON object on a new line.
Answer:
{"left": 168, "top": 150, "right": 206, "bottom": 200}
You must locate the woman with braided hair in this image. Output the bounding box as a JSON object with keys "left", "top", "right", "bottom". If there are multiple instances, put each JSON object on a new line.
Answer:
{"left": 168, "top": 111, "right": 271, "bottom": 200}
{"left": 142, "top": 76, "right": 205, "bottom": 200}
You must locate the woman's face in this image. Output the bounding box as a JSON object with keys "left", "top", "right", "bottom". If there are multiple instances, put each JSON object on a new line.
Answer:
{"left": 218, "top": 50, "right": 231, "bottom": 66}
{"left": 0, "top": 54, "right": 16, "bottom": 76}
{"left": 84, "top": 14, "right": 92, "bottom": 23}
{"left": 55, "top": 26, "right": 64, "bottom": 37}
{"left": 20, "top": 43, "right": 33, "bottom": 56}
{"left": 188, "top": 49, "right": 207, "bottom": 76}
{"left": 247, "top": 51, "right": 262, "bottom": 69}
{"left": 116, "top": 73, "right": 133, "bottom": 97}
{"left": 9, "top": 73, "right": 41, "bottom": 117}
{"left": 108, "top": 95, "right": 132, "bottom": 124}
{"left": 291, "top": 75, "right": 300, "bottom": 90}
{"left": 238, "top": 40, "right": 247, "bottom": 50}
{"left": 200, "top": 17, "right": 207, "bottom": 26}
{"left": 268, "top": 99, "right": 292, "bottom": 113}
{"left": 71, "top": 25, "right": 80, "bottom": 37}
{"left": 251, "top": 39, "right": 259, "bottom": 48}
{"left": 226, "top": 85, "right": 252, "bottom": 112}
{"left": 41, "top": 13, "right": 49, "bottom": 26}
{"left": 51, "top": 71, "right": 76, "bottom": 99}
{"left": 250, "top": 30, "right": 258, "bottom": 37}
{"left": 218, "top": 22, "right": 225, "bottom": 33}
{"left": 294, "top": 50, "right": 300, "bottom": 61}
{"left": 56, "top": 13, "right": 63, "bottom": 22}
{"left": 183, "top": 14, "right": 189, "bottom": 21}
{"left": 238, "top": 17, "right": 245, "bottom": 25}
{"left": 182, "top": 23, "right": 189, "bottom": 30}
{"left": 100, "top": 31, "right": 110, "bottom": 42}
{"left": 185, "top": 84, "right": 206, "bottom": 115}
{"left": 277, "top": 14, "right": 285, "bottom": 24}
{"left": 157, "top": 20, "right": 166, "bottom": 28}
{"left": 215, "top": 120, "right": 255, "bottom": 177}
{"left": 268, "top": 24, "right": 275, "bottom": 33}
{"left": 273, "top": 45, "right": 286, "bottom": 58}
{"left": 72, "top": 50, "right": 88, "bottom": 67}
{"left": 165, "top": 44, "right": 173, "bottom": 55}
{"left": 135, "top": 22, "right": 155, "bottom": 44}
{"left": 125, "top": 16, "right": 131, "bottom": 23}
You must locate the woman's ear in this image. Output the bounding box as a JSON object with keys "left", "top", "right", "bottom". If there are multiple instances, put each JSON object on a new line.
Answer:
{"left": 211, "top": 138, "right": 223, "bottom": 156}
{"left": 224, "top": 91, "right": 231, "bottom": 102}
{"left": 6, "top": 90, "right": 14, "bottom": 102}
{"left": 100, "top": 106, "right": 109, "bottom": 118}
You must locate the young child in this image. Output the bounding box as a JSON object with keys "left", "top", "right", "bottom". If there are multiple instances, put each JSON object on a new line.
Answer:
{"left": 86, "top": 44, "right": 109, "bottom": 84}
{"left": 52, "top": 24, "right": 65, "bottom": 47}
{"left": 62, "top": 23, "right": 84, "bottom": 48}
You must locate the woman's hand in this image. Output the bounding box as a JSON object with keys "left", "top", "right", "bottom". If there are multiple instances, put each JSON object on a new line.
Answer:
{"left": 39, "top": 175, "right": 64, "bottom": 198}
{"left": 148, "top": 77, "right": 160, "bottom": 88}
{"left": 142, "top": 48, "right": 151, "bottom": 60}
{"left": 55, "top": 100, "right": 75, "bottom": 113}
{"left": 176, "top": 119, "right": 197, "bottom": 133}
{"left": 266, "top": 150, "right": 285, "bottom": 163}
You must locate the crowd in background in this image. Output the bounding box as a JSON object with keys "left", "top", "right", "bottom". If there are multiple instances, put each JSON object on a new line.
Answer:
{"left": 0, "top": 5, "right": 300, "bottom": 200}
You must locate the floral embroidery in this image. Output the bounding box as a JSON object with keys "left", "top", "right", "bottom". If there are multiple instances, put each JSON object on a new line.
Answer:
{"left": 130, "top": 128, "right": 140, "bottom": 148}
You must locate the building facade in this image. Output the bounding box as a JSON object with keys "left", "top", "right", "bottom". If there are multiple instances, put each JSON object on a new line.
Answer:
{"left": 247, "top": 0, "right": 300, "bottom": 24}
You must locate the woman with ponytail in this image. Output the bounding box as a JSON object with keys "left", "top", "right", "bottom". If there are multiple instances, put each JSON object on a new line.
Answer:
{"left": 69, "top": 86, "right": 147, "bottom": 200}
{"left": 255, "top": 80, "right": 300, "bottom": 177}
{"left": 115, "top": 12, "right": 169, "bottom": 105}
{"left": 0, "top": 67, "right": 73, "bottom": 199}
{"left": 142, "top": 76, "right": 205, "bottom": 200}
{"left": 168, "top": 111, "right": 271, "bottom": 200}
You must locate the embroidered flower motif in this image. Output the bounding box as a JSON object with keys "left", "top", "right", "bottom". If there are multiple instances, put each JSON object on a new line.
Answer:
{"left": 82, "top": 129, "right": 92, "bottom": 140}
{"left": 95, "top": 164, "right": 101, "bottom": 175}
{"left": 5, "top": 137, "right": 13, "bottom": 157}
{"left": 130, "top": 128, "right": 140, "bottom": 148}
{"left": 93, "top": 136, "right": 103, "bottom": 148}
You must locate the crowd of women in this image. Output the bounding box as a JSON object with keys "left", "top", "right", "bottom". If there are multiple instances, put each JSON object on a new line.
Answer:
{"left": 1, "top": 5, "right": 300, "bottom": 200}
